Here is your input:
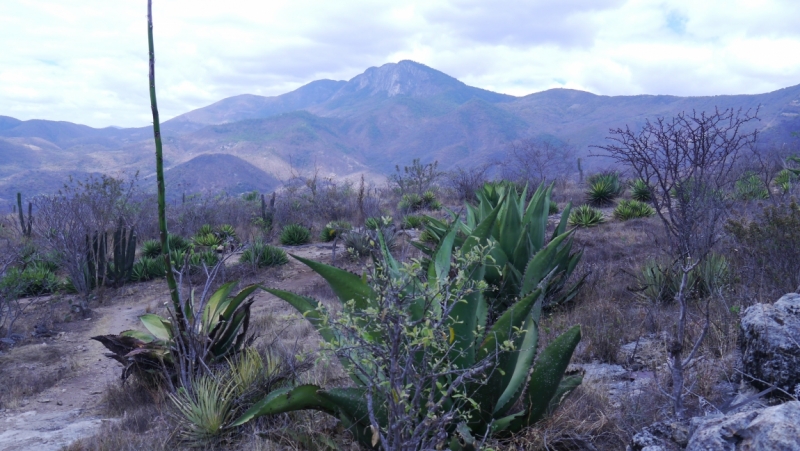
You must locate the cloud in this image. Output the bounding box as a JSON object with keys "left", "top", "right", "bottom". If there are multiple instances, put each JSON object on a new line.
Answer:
{"left": 0, "top": 0, "right": 798, "bottom": 128}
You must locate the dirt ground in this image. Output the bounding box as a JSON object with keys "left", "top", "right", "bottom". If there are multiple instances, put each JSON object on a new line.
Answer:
{"left": 0, "top": 243, "right": 346, "bottom": 451}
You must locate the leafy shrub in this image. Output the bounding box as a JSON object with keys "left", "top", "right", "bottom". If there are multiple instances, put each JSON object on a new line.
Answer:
{"left": 240, "top": 240, "right": 288, "bottom": 268}
{"left": 235, "top": 228, "right": 582, "bottom": 449}
{"left": 364, "top": 216, "right": 382, "bottom": 230}
{"left": 735, "top": 171, "right": 769, "bottom": 200}
{"left": 586, "top": 172, "right": 623, "bottom": 206}
{"left": 216, "top": 224, "right": 237, "bottom": 241}
{"left": 630, "top": 178, "right": 653, "bottom": 202}
{"left": 318, "top": 221, "right": 352, "bottom": 242}
{"left": 168, "top": 234, "right": 192, "bottom": 253}
{"left": 397, "top": 193, "right": 423, "bottom": 212}
{"left": 637, "top": 254, "right": 729, "bottom": 304}
{"left": 0, "top": 264, "right": 60, "bottom": 297}
{"left": 130, "top": 256, "right": 166, "bottom": 281}
{"left": 613, "top": 199, "right": 655, "bottom": 221}
{"left": 342, "top": 225, "right": 398, "bottom": 260}
{"left": 549, "top": 201, "right": 559, "bottom": 214}
{"left": 196, "top": 224, "right": 214, "bottom": 236}
{"left": 569, "top": 204, "right": 605, "bottom": 227}
{"left": 279, "top": 224, "right": 311, "bottom": 246}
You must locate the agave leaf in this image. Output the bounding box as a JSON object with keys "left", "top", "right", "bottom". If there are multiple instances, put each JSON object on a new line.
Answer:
{"left": 138, "top": 313, "right": 173, "bottom": 341}
{"left": 292, "top": 254, "right": 376, "bottom": 310}
{"left": 468, "top": 289, "right": 541, "bottom": 428}
{"left": 231, "top": 384, "right": 337, "bottom": 427}
{"left": 519, "top": 231, "right": 573, "bottom": 297}
{"left": 461, "top": 200, "right": 502, "bottom": 254}
{"left": 432, "top": 225, "right": 457, "bottom": 284}
{"left": 552, "top": 202, "right": 572, "bottom": 240}
{"left": 202, "top": 281, "right": 237, "bottom": 330}
{"left": 546, "top": 374, "right": 583, "bottom": 416}
{"left": 119, "top": 329, "right": 156, "bottom": 343}
{"left": 509, "top": 325, "right": 581, "bottom": 432}
{"left": 220, "top": 284, "right": 260, "bottom": 319}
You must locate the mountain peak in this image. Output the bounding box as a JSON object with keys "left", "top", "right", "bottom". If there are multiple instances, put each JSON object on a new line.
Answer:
{"left": 334, "top": 60, "right": 465, "bottom": 99}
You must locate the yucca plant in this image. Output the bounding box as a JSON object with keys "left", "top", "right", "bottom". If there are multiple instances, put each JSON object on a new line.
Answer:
{"left": 569, "top": 204, "right": 604, "bottom": 227}
{"left": 401, "top": 214, "right": 425, "bottom": 230}
{"left": 613, "top": 199, "right": 655, "bottom": 221}
{"left": 279, "top": 224, "right": 311, "bottom": 246}
{"left": 416, "top": 182, "right": 584, "bottom": 313}
{"left": 240, "top": 240, "right": 288, "bottom": 268}
{"left": 630, "top": 178, "right": 653, "bottom": 202}
{"left": 197, "top": 224, "right": 214, "bottom": 236}
{"left": 232, "top": 226, "right": 582, "bottom": 449}
{"left": 170, "top": 374, "right": 237, "bottom": 445}
{"left": 397, "top": 193, "right": 424, "bottom": 212}
{"left": 216, "top": 224, "right": 237, "bottom": 242}
{"left": 586, "top": 172, "right": 623, "bottom": 206}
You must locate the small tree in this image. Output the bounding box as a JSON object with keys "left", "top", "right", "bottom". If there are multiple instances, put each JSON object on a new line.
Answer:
{"left": 595, "top": 107, "right": 759, "bottom": 418}
{"left": 502, "top": 137, "right": 575, "bottom": 187}
{"left": 390, "top": 158, "right": 444, "bottom": 196}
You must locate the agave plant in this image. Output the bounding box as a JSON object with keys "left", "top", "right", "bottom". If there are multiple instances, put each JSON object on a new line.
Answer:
{"left": 630, "top": 178, "right": 653, "bottom": 202}
{"left": 231, "top": 224, "right": 582, "bottom": 449}
{"left": 613, "top": 199, "right": 655, "bottom": 221}
{"left": 416, "top": 182, "right": 584, "bottom": 312}
{"left": 569, "top": 204, "right": 604, "bottom": 227}
{"left": 735, "top": 171, "right": 769, "bottom": 200}
{"left": 774, "top": 169, "right": 797, "bottom": 194}
{"left": 240, "top": 239, "right": 288, "bottom": 268}
{"left": 586, "top": 172, "right": 623, "bottom": 206}
{"left": 92, "top": 281, "right": 259, "bottom": 383}
{"left": 140, "top": 239, "right": 162, "bottom": 258}
{"left": 319, "top": 221, "right": 352, "bottom": 242}
{"left": 279, "top": 224, "right": 311, "bottom": 246}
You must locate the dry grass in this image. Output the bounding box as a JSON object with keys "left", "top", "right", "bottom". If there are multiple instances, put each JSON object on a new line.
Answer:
{"left": 0, "top": 342, "right": 77, "bottom": 409}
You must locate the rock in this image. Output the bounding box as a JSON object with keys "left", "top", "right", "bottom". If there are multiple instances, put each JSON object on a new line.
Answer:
{"left": 739, "top": 293, "right": 800, "bottom": 396}
{"left": 631, "top": 422, "right": 688, "bottom": 451}
{"left": 569, "top": 363, "right": 655, "bottom": 407}
{"left": 687, "top": 401, "right": 800, "bottom": 451}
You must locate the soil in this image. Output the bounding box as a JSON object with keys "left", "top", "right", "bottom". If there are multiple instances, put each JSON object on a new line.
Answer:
{"left": 0, "top": 243, "right": 345, "bottom": 451}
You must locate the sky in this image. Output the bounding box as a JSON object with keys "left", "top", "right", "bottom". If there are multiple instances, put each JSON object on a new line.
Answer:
{"left": 1, "top": 0, "right": 799, "bottom": 128}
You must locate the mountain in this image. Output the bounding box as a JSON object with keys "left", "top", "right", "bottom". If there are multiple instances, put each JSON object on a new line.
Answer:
{"left": 1, "top": 60, "right": 799, "bottom": 203}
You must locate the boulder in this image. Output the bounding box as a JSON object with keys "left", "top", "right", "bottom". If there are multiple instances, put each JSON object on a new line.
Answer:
{"left": 739, "top": 293, "right": 800, "bottom": 396}
{"left": 686, "top": 401, "right": 800, "bottom": 450}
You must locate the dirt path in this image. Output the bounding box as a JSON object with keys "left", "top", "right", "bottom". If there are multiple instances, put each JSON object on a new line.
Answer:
{"left": 0, "top": 244, "right": 340, "bottom": 451}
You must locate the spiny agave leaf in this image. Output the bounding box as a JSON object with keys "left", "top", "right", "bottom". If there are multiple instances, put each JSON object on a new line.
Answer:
{"left": 511, "top": 325, "right": 581, "bottom": 431}
{"left": 202, "top": 281, "right": 238, "bottom": 330}
{"left": 138, "top": 313, "right": 173, "bottom": 341}
{"left": 377, "top": 231, "right": 399, "bottom": 275}
{"left": 519, "top": 231, "right": 573, "bottom": 297}
{"left": 291, "top": 254, "right": 376, "bottom": 310}
{"left": 462, "top": 200, "right": 502, "bottom": 254}
{"left": 523, "top": 183, "right": 550, "bottom": 251}
{"left": 431, "top": 225, "right": 457, "bottom": 284}
{"left": 469, "top": 289, "right": 541, "bottom": 427}
{"left": 231, "top": 384, "right": 336, "bottom": 427}
{"left": 552, "top": 202, "right": 573, "bottom": 240}
{"left": 209, "top": 300, "right": 252, "bottom": 360}
{"left": 447, "top": 263, "right": 486, "bottom": 368}
{"left": 498, "top": 194, "right": 522, "bottom": 261}
{"left": 493, "top": 308, "right": 541, "bottom": 418}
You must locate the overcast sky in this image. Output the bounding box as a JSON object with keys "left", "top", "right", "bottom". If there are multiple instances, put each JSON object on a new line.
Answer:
{"left": 1, "top": 0, "right": 799, "bottom": 128}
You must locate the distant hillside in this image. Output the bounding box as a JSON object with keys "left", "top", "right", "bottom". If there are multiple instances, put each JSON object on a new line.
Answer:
{"left": 162, "top": 154, "right": 280, "bottom": 200}
{"left": 1, "top": 60, "right": 799, "bottom": 202}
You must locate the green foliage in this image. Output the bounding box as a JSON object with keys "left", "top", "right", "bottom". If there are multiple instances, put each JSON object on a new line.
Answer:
{"left": 630, "top": 178, "right": 653, "bottom": 202}
{"left": 398, "top": 190, "right": 442, "bottom": 212}
{"left": 168, "top": 233, "right": 192, "bottom": 253}
{"left": 613, "top": 199, "right": 655, "bottom": 221}
{"left": 216, "top": 224, "right": 237, "bottom": 241}
{"left": 279, "top": 224, "right": 311, "bottom": 246}
{"left": 319, "top": 221, "right": 352, "bottom": 242}
{"left": 364, "top": 217, "right": 383, "bottom": 230}
{"left": 0, "top": 263, "right": 60, "bottom": 297}
{"left": 773, "top": 169, "right": 797, "bottom": 194}
{"left": 586, "top": 172, "right": 623, "bottom": 206}
{"left": 568, "top": 204, "right": 604, "bottom": 227}
{"left": 193, "top": 232, "right": 222, "bottom": 247}
{"left": 197, "top": 224, "right": 214, "bottom": 236}
{"left": 401, "top": 215, "right": 426, "bottom": 230}
{"left": 342, "top": 223, "right": 398, "bottom": 260}
{"left": 549, "top": 201, "right": 559, "bottom": 215}
{"left": 240, "top": 240, "right": 289, "bottom": 267}
{"left": 141, "top": 239, "right": 162, "bottom": 258}
{"left": 108, "top": 219, "right": 137, "bottom": 287}
{"left": 417, "top": 182, "right": 585, "bottom": 313}
{"left": 93, "top": 282, "right": 260, "bottom": 383}
{"left": 130, "top": 256, "right": 165, "bottom": 282}
{"left": 170, "top": 373, "right": 236, "bottom": 445}
{"left": 735, "top": 171, "right": 769, "bottom": 200}
{"left": 233, "top": 228, "right": 582, "bottom": 448}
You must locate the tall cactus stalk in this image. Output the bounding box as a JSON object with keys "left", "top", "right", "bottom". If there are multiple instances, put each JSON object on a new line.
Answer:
{"left": 17, "top": 192, "right": 31, "bottom": 238}
{"left": 148, "top": 0, "right": 181, "bottom": 320}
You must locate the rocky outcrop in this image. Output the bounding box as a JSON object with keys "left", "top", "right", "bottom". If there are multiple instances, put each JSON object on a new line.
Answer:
{"left": 739, "top": 293, "right": 800, "bottom": 396}
{"left": 686, "top": 401, "right": 800, "bottom": 450}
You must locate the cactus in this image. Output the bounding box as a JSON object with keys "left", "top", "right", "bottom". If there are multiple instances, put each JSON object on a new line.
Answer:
{"left": 577, "top": 157, "right": 583, "bottom": 183}
{"left": 109, "top": 219, "right": 137, "bottom": 287}
{"left": 86, "top": 231, "right": 108, "bottom": 289}
{"left": 17, "top": 192, "right": 32, "bottom": 238}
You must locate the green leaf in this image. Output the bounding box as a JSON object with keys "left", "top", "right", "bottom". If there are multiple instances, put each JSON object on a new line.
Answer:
{"left": 292, "top": 254, "right": 376, "bottom": 310}
{"left": 138, "top": 313, "right": 172, "bottom": 341}
{"left": 231, "top": 384, "right": 336, "bottom": 427}
{"left": 119, "top": 329, "right": 156, "bottom": 343}
{"left": 202, "top": 280, "right": 237, "bottom": 330}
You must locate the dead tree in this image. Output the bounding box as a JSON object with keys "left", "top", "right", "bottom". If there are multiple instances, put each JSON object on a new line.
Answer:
{"left": 595, "top": 107, "right": 759, "bottom": 419}
{"left": 502, "top": 138, "right": 576, "bottom": 186}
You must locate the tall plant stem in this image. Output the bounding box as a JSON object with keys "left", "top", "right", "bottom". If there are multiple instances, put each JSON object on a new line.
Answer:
{"left": 148, "top": 0, "right": 182, "bottom": 321}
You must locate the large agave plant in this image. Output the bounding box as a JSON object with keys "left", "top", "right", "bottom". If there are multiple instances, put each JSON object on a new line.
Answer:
{"left": 231, "top": 217, "right": 582, "bottom": 449}
{"left": 416, "top": 182, "right": 584, "bottom": 312}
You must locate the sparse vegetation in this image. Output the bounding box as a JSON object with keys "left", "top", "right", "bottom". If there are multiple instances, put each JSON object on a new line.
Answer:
{"left": 569, "top": 204, "right": 605, "bottom": 227}
{"left": 586, "top": 171, "right": 623, "bottom": 206}
{"left": 279, "top": 224, "right": 311, "bottom": 246}
{"left": 240, "top": 239, "right": 288, "bottom": 268}
{"left": 613, "top": 199, "right": 655, "bottom": 221}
